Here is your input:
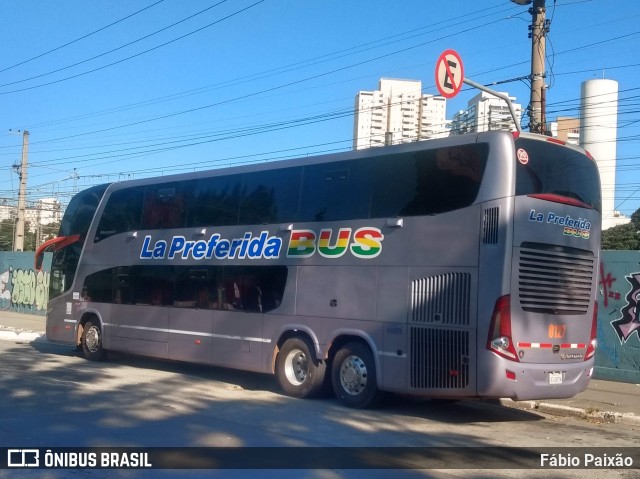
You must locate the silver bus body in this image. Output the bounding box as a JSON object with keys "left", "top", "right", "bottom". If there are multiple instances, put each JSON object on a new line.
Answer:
{"left": 43, "top": 131, "right": 601, "bottom": 407}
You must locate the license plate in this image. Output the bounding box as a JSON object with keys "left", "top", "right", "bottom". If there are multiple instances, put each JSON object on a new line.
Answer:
{"left": 548, "top": 372, "right": 563, "bottom": 384}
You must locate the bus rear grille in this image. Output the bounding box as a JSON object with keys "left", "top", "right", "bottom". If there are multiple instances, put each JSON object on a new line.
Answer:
{"left": 518, "top": 242, "right": 595, "bottom": 315}
{"left": 410, "top": 327, "right": 469, "bottom": 389}
{"left": 411, "top": 273, "right": 471, "bottom": 325}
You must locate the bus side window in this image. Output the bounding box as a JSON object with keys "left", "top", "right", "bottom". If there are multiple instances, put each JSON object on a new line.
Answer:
{"left": 239, "top": 169, "right": 302, "bottom": 225}
{"left": 221, "top": 266, "right": 288, "bottom": 313}
{"left": 399, "top": 145, "right": 488, "bottom": 216}
{"left": 131, "top": 266, "right": 174, "bottom": 307}
{"left": 186, "top": 176, "right": 242, "bottom": 227}
{"left": 299, "top": 163, "right": 372, "bottom": 222}
{"left": 113, "top": 267, "right": 133, "bottom": 305}
{"left": 141, "top": 184, "right": 187, "bottom": 230}
{"left": 95, "top": 188, "right": 144, "bottom": 241}
{"left": 174, "top": 267, "right": 220, "bottom": 310}
{"left": 82, "top": 268, "right": 114, "bottom": 303}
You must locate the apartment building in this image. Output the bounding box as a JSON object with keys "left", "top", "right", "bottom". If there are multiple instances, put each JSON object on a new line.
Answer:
{"left": 451, "top": 91, "right": 522, "bottom": 134}
{"left": 353, "top": 78, "right": 448, "bottom": 150}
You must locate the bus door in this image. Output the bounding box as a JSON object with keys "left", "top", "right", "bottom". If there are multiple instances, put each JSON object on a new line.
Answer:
{"left": 110, "top": 265, "right": 171, "bottom": 358}
{"left": 211, "top": 266, "right": 265, "bottom": 372}
{"left": 169, "top": 267, "right": 215, "bottom": 365}
{"left": 45, "top": 241, "right": 83, "bottom": 344}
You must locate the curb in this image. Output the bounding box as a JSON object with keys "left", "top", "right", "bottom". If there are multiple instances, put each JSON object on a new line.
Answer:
{"left": 0, "top": 326, "right": 44, "bottom": 342}
{"left": 500, "top": 398, "right": 640, "bottom": 426}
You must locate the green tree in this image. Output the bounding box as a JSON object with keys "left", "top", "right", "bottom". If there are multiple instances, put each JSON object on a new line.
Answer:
{"left": 42, "top": 221, "right": 60, "bottom": 242}
{"left": 0, "top": 219, "right": 14, "bottom": 251}
{"left": 0, "top": 220, "right": 43, "bottom": 252}
{"left": 22, "top": 221, "right": 36, "bottom": 251}
{"left": 601, "top": 208, "right": 640, "bottom": 250}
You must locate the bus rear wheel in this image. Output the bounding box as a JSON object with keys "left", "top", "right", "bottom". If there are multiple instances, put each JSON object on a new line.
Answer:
{"left": 332, "top": 342, "right": 379, "bottom": 408}
{"left": 276, "top": 337, "right": 326, "bottom": 399}
{"left": 81, "top": 319, "right": 106, "bottom": 361}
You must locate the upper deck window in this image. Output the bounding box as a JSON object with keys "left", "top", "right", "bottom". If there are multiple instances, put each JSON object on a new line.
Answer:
{"left": 92, "top": 143, "right": 489, "bottom": 241}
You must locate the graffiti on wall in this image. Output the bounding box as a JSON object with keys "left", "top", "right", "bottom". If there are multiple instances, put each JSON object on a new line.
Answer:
{"left": 0, "top": 266, "right": 50, "bottom": 313}
{"left": 599, "top": 262, "right": 621, "bottom": 308}
{"left": 611, "top": 272, "right": 640, "bottom": 344}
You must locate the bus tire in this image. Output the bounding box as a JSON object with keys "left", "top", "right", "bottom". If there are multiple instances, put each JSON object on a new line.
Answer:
{"left": 276, "top": 337, "right": 326, "bottom": 399}
{"left": 332, "top": 342, "right": 379, "bottom": 409}
{"left": 81, "top": 319, "right": 106, "bottom": 361}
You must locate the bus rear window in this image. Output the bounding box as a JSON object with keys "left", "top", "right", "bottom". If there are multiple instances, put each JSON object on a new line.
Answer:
{"left": 515, "top": 138, "right": 601, "bottom": 212}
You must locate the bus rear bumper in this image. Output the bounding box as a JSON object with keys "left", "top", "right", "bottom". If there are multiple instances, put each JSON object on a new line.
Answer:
{"left": 478, "top": 358, "right": 595, "bottom": 401}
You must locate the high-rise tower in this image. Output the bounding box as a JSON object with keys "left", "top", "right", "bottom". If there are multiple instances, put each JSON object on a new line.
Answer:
{"left": 579, "top": 79, "right": 628, "bottom": 230}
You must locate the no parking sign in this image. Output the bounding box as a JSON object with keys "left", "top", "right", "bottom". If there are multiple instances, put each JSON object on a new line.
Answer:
{"left": 435, "top": 49, "right": 464, "bottom": 98}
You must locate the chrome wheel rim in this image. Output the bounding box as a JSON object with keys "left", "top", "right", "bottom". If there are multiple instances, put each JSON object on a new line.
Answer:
{"left": 284, "top": 349, "right": 308, "bottom": 386}
{"left": 85, "top": 326, "right": 101, "bottom": 353}
{"left": 339, "top": 355, "right": 367, "bottom": 395}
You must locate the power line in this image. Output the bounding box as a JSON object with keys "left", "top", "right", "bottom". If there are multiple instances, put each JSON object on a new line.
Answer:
{"left": 0, "top": 0, "right": 166, "bottom": 74}
{"left": 13, "top": 3, "right": 516, "bottom": 135}
{"left": 0, "top": 0, "right": 265, "bottom": 95}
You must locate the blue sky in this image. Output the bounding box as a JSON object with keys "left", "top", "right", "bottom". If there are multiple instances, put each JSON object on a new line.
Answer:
{"left": 0, "top": 0, "right": 639, "bottom": 218}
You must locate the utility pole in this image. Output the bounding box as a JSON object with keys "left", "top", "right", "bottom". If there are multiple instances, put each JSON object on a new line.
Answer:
{"left": 529, "top": 0, "right": 547, "bottom": 133}
{"left": 14, "top": 130, "right": 29, "bottom": 252}
{"left": 512, "top": 0, "right": 548, "bottom": 133}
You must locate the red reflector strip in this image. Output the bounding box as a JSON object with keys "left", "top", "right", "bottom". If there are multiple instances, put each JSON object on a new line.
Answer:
{"left": 517, "top": 343, "right": 552, "bottom": 348}
{"left": 518, "top": 343, "right": 586, "bottom": 349}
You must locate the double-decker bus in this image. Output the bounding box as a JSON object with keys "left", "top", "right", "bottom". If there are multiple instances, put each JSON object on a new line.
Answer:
{"left": 38, "top": 130, "right": 601, "bottom": 408}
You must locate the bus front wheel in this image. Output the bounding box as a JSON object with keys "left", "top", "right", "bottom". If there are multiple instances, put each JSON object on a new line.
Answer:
{"left": 276, "top": 337, "right": 326, "bottom": 399}
{"left": 332, "top": 342, "right": 379, "bottom": 408}
{"left": 81, "top": 319, "right": 106, "bottom": 361}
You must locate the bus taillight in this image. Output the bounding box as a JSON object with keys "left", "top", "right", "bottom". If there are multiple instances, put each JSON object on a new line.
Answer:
{"left": 487, "top": 295, "right": 519, "bottom": 362}
{"left": 585, "top": 302, "right": 598, "bottom": 360}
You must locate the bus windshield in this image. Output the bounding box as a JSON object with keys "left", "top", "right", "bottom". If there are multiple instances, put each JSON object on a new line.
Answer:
{"left": 49, "top": 184, "right": 108, "bottom": 299}
{"left": 514, "top": 137, "right": 601, "bottom": 212}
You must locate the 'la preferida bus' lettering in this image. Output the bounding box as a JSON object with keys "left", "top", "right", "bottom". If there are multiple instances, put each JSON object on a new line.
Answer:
{"left": 528, "top": 209, "right": 591, "bottom": 239}
{"left": 139, "top": 227, "right": 384, "bottom": 261}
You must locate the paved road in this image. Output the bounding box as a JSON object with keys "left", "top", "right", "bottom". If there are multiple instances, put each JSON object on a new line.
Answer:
{"left": 0, "top": 338, "right": 638, "bottom": 479}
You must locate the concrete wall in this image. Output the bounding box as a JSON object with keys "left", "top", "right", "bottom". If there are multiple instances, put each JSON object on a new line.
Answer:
{"left": 0, "top": 252, "right": 51, "bottom": 316}
{"left": 0, "top": 250, "right": 637, "bottom": 383}
{"left": 596, "top": 250, "right": 640, "bottom": 383}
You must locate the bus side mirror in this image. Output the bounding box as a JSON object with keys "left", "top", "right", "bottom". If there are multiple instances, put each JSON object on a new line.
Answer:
{"left": 34, "top": 234, "right": 81, "bottom": 271}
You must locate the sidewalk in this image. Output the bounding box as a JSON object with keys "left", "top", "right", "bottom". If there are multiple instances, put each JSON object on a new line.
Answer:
{"left": 499, "top": 380, "right": 640, "bottom": 425}
{"left": 1, "top": 311, "right": 639, "bottom": 425}
{"left": 0, "top": 310, "right": 45, "bottom": 341}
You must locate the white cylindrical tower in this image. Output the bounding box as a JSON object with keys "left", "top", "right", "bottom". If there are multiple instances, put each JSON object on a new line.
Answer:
{"left": 579, "top": 79, "right": 626, "bottom": 230}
